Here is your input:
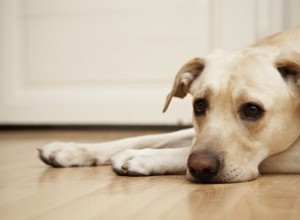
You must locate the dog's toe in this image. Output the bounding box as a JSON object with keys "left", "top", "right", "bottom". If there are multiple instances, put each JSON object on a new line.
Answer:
{"left": 38, "top": 150, "right": 53, "bottom": 166}
{"left": 38, "top": 149, "right": 63, "bottom": 168}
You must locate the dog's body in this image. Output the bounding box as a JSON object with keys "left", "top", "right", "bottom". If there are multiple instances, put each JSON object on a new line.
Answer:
{"left": 39, "top": 26, "right": 300, "bottom": 183}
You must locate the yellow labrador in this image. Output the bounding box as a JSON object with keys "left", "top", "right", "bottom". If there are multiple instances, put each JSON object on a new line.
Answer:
{"left": 39, "top": 26, "right": 300, "bottom": 183}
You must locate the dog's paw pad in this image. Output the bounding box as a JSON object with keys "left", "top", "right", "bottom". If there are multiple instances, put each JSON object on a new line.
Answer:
{"left": 121, "top": 162, "right": 130, "bottom": 170}
{"left": 112, "top": 166, "right": 147, "bottom": 176}
{"left": 111, "top": 149, "right": 152, "bottom": 176}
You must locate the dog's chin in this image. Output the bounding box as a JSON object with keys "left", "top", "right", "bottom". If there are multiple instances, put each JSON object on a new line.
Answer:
{"left": 186, "top": 169, "right": 259, "bottom": 184}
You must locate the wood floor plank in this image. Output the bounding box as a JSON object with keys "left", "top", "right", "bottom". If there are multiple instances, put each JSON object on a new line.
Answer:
{"left": 0, "top": 130, "right": 300, "bottom": 220}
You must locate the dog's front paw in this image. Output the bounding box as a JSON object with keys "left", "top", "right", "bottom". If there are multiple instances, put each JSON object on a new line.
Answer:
{"left": 111, "top": 149, "right": 155, "bottom": 176}
{"left": 38, "top": 142, "right": 97, "bottom": 167}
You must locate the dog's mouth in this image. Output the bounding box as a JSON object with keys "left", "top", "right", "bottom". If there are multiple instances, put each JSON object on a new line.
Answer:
{"left": 187, "top": 155, "right": 259, "bottom": 183}
{"left": 186, "top": 170, "right": 259, "bottom": 184}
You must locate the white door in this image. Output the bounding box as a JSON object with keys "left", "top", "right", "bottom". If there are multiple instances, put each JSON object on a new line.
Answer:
{"left": 0, "top": 0, "right": 289, "bottom": 125}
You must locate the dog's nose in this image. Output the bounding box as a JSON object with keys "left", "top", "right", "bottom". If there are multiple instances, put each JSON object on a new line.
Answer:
{"left": 187, "top": 151, "right": 221, "bottom": 182}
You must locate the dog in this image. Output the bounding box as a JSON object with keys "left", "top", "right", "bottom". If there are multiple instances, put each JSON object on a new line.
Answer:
{"left": 39, "top": 26, "right": 300, "bottom": 183}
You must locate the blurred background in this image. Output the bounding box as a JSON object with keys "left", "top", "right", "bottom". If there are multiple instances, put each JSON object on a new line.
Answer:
{"left": 0, "top": 0, "right": 299, "bottom": 127}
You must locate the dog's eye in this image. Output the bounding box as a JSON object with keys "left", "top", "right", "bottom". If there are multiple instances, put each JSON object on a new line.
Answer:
{"left": 194, "top": 99, "right": 208, "bottom": 116}
{"left": 240, "top": 103, "right": 264, "bottom": 121}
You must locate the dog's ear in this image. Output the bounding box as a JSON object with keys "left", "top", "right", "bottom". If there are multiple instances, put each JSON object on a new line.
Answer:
{"left": 163, "top": 57, "right": 205, "bottom": 112}
{"left": 276, "top": 51, "right": 300, "bottom": 95}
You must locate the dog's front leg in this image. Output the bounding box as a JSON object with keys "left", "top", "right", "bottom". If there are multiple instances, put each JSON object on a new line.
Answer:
{"left": 111, "top": 147, "right": 191, "bottom": 176}
{"left": 38, "top": 128, "right": 194, "bottom": 168}
{"left": 259, "top": 138, "right": 300, "bottom": 173}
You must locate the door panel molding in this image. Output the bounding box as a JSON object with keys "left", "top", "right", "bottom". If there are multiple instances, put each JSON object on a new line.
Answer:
{"left": 0, "top": 0, "right": 288, "bottom": 125}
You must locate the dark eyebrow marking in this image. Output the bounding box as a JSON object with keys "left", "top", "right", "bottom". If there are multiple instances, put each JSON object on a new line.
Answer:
{"left": 193, "top": 87, "right": 214, "bottom": 100}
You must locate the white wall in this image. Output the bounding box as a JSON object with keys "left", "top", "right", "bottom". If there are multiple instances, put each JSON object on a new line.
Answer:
{"left": 288, "top": 0, "right": 300, "bottom": 27}
{"left": 0, "top": 0, "right": 294, "bottom": 125}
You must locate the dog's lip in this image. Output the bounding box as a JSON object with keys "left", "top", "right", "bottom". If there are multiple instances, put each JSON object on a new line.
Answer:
{"left": 186, "top": 169, "right": 219, "bottom": 184}
{"left": 186, "top": 168, "right": 259, "bottom": 184}
{"left": 186, "top": 174, "right": 222, "bottom": 184}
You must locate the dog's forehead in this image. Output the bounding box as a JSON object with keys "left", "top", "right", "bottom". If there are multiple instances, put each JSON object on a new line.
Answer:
{"left": 190, "top": 49, "right": 283, "bottom": 97}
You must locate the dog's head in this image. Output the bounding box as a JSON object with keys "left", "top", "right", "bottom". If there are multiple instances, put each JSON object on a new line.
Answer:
{"left": 164, "top": 49, "right": 300, "bottom": 183}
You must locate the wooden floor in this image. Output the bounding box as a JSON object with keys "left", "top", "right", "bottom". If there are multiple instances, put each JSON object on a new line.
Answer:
{"left": 1, "top": 129, "right": 300, "bottom": 220}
